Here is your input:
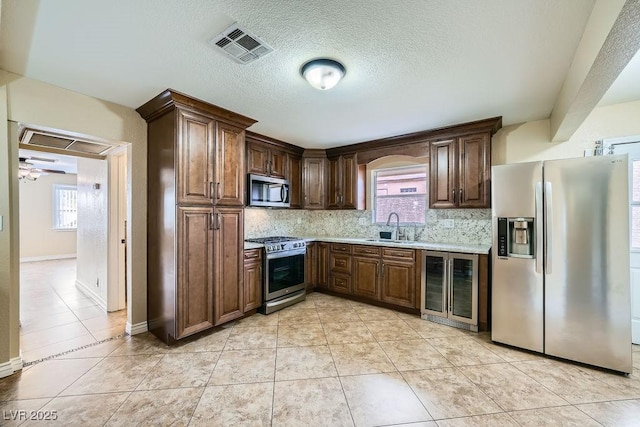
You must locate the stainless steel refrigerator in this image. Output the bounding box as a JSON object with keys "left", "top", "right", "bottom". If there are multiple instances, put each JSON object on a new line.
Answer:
{"left": 491, "top": 155, "right": 632, "bottom": 373}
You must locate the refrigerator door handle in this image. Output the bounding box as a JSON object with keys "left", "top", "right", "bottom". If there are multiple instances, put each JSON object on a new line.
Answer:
{"left": 535, "top": 182, "right": 544, "bottom": 274}
{"left": 544, "top": 181, "right": 552, "bottom": 274}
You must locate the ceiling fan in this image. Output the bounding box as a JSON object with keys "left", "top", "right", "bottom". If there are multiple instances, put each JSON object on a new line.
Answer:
{"left": 18, "top": 156, "right": 66, "bottom": 181}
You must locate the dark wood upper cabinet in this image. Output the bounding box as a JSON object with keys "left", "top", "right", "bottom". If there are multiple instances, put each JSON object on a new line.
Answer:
{"left": 247, "top": 142, "right": 268, "bottom": 175}
{"left": 246, "top": 134, "right": 292, "bottom": 179}
{"left": 429, "top": 133, "right": 490, "bottom": 209}
{"left": 216, "top": 122, "right": 246, "bottom": 206}
{"left": 176, "top": 109, "right": 215, "bottom": 206}
{"left": 245, "top": 132, "right": 305, "bottom": 208}
{"left": 458, "top": 133, "right": 490, "bottom": 208}
{"left": 429, "top": 139, "right": 457, "bottom": 209}
{"left": 303, "top": 151, "right": 327, "bottom": 209}
{"left": 327, "top": 153, "right": 363, "bottom": 210}
{"left": 287, "top": 153, "right": 303, "bottom": 209}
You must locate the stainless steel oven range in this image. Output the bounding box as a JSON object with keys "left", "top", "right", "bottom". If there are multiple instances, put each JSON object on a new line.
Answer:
{"left": 244, "top": 236, "right": 306, "bottom": 314}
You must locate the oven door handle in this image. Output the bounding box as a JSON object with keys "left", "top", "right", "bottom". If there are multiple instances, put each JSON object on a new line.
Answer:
{"left": 266, "top": 248, "right": 307, "bottom": 259}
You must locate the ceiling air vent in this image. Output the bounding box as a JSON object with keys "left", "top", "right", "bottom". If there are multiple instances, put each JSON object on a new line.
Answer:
{"left": 209, "top": 23, "right": 273, "bottom": 64}
{"left": 18, "top": 125, "right": 118, "bottom": 159}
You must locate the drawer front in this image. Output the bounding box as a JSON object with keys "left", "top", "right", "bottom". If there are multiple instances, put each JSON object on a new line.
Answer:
{"left": 331, "top": 243, "right": 352, "bottom": 253}
{"left": 382, "top": 247, "right": 415, "bottom": 261}
{"left": 330, "top": 273, "right": 352, "bottom": 294}
{"left": 244, "top": 248, "right": 262, "bottom": 262}
{"left": 353, "top": 245, "right": 381, "bottom": 257}
{"left": 330, "top": 253, "right": 352, "bottom": 274}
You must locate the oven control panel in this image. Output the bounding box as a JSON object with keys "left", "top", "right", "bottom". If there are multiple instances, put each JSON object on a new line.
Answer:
{"left": 265, "top": 241, "right": 306, "bottom": 253}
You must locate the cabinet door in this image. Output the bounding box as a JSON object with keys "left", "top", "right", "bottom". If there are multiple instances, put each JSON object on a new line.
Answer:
{"left": 327, "top": 157, "right": 341, "bottom": 209}
{"left": 381, "top": 260, "right": 415, "bottom": 308}
{"left": 215, "top": 122, "right": 245, "bottom": 206}
{"left": 341, "top": 154, "right": 357, "bottom": 209}
{"left": 214, "top": 207, "right": 244, "bottom": 325}
{"left": 287, "top": 154, "right": 303, "bottom": 209}
{"left": 177, "top": 206, "right": 214, "bottom": 338}
{"left": 429, "top": 139, "right": 456, "bottom": 209}
{"left": 247, "top": 141, "right": 269, "bottom": 175}
{"left": 243, "top": 249, "right": 262, "bottom": 312}
{"left": 305, "top": 242, "right": 318, "bottom": 290}
{"left": 422, "top": 252, "right": 448, "bottom": 317}
{"left": 449, "top": 253, "right": 478, "bottom": 325}
{"left": 303, "top": 157, "right": 326, "bottom": 209}
{"left": 353, "top": 256, "right": 380, "bottom": 299}
{"left": 458, "top": 134, "right": 490, "bottom": 208}
{"left": 177, "top": 109, "right": 214, "bottom": 205}
{"left": 317, "top": 242, "right": 329, "bottom": 289}
{"left": 269, "top": 149, "right": 287, "bottom": 179}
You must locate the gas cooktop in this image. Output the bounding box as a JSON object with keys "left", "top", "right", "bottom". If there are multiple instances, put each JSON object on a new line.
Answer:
{"left": 245, "top": 236, "right": 306, "bottom": 254}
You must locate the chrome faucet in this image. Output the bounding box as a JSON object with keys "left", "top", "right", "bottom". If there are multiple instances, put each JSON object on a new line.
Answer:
{"left": 386, "top": 212, "right": 400, "bottom": 240}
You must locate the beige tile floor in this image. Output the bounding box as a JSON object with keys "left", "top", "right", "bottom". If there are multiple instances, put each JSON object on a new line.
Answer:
{"left": 19, "top": 259, "right": 127, "bottom": 364}
{"left": 1, "top": 291, "right": 640, "bottom": 426}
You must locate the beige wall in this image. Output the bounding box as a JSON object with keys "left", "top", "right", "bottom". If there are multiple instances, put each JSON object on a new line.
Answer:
{"left": 76, "top": 158, "right": 109, "bottom": 306}
{"left": 0, "top": 70, "right": 147, "bottom": 374}
{"left": 493, "top": 99, "right": 640, "bottom": 164}
{"left": 19, "top": 173, "right": 78, "bottom": 260}
{"left": 0, "top": 83, "right": 21, "bottom": 374}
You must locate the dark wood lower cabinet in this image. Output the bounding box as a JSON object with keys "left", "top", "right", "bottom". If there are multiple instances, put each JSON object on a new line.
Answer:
{"left": 243, "top": 249, "right": 262, "bottom": 312}
{"left": 305, "top": 241, "right": 488, "bottom": 322}
{"left": 353, "top": 256, "right": 380, "bottom": 299}
{"left": 176, "top": 206, "right": 214, "bottom": 339}
{"left": 305, "top": 242, "right": 318, "bottom": 290}
{"left": 317, "top": 243, "right": 329, "bottom": 289}
{"left": 213, "top": 207, "right": 244, "bottom": 326}
{"left": 330, "top": 274, "right": 352, "bottom": 294}
{"left": 380, "top": 260, "right": 415, "bottom": 308}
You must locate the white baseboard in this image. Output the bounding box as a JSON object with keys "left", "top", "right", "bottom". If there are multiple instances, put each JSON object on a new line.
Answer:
{"left": 0, "top": 356, "right": 23, "bottom": 379}
{"left": 20, "top": 254, "right": 77, "bottom": 263}
{"left": 75, "top": 280, "right": 107, "bottom": 311}
{"left": 126, "top": 321, "right": 148, "bottom": 335}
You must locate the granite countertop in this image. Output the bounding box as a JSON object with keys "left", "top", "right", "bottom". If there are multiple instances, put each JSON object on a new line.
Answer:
{"left": 244, "top": 242, "right": 264, "bottom": 250}
{"left": 244, "top": 236, "right": 490, "bottom": 254}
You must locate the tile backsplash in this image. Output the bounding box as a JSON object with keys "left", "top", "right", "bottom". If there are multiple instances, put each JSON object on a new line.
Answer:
{"left": 245, "top": 208, "right": 492, "bottom": 245}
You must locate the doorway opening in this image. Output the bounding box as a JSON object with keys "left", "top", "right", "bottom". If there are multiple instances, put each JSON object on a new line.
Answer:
{"left": 17, "top": 126, "right": 130, "bottom": 363}
{"left": 606, "top": 137, "right": 640, "bottom": 345}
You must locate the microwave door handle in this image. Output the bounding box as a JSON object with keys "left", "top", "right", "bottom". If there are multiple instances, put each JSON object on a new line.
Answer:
{"left": 281, "top": 184, "right": 289, "bottom": 203}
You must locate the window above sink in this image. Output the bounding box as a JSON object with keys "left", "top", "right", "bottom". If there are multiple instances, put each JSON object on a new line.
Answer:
{"left": 372, "top": 164, "right": 427, "bottom": 225}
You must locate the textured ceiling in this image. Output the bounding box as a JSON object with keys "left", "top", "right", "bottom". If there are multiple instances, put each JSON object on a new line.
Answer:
{"left": 0, "top": 0, "right": 613, "bottom": 148}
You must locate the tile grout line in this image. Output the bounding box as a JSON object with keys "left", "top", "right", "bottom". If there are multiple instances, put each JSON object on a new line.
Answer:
{"left": 22, "top": 333, "right": 129, "bottom": 367}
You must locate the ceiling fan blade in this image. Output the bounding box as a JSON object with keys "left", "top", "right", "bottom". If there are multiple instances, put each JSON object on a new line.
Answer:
{"left": 40, "top": 169, "right": 66, "bottom": 174}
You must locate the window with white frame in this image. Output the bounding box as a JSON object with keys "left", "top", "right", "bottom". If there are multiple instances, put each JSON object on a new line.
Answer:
{"left": 373, "top": 165, "right": 427, "bottom": 224}
{"left": 53, "top": 185, "right": 78, "bottom": 230}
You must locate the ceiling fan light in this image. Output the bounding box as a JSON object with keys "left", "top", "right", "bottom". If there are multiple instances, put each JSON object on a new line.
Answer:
{"left": 300, "top": 58, "right": 346, "bottom": 90}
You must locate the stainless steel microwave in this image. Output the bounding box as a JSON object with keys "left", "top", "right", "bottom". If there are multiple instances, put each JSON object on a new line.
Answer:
{"left": 247, "top": 174, "right": 290, "bottom": 208}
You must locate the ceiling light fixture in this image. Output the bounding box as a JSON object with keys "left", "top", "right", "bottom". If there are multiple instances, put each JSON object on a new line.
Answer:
{"left": 300, "top": 58, "right": 346, "bottom": 90}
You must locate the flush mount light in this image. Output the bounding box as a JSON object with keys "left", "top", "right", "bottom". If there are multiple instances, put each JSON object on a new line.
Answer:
{"left": 300, "top": 58, "right": 346, "bottom": 90}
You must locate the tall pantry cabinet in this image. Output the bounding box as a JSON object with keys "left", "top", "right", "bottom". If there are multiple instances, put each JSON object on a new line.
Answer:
{"left": 137, "top": 90, "right": 256, "bottom": 344}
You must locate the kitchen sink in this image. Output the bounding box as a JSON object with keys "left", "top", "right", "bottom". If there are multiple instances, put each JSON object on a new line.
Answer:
{"left": 364, "top": 239, "right": 422, "bottom": 244}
